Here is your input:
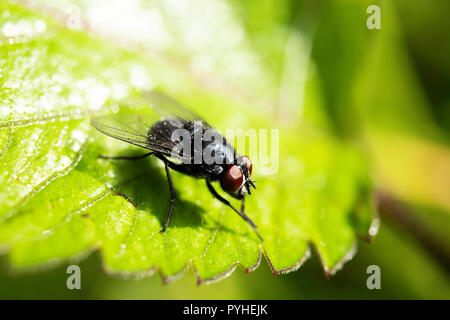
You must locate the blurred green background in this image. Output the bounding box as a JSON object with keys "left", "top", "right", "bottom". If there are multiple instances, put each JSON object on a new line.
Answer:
{"left": 0, "top": 0, "right": 449, "bottom": 299}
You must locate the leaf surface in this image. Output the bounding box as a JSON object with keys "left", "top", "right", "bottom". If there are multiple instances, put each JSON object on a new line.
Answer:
{"left": 0, "top": 1, "right": 374, "bottom": 283}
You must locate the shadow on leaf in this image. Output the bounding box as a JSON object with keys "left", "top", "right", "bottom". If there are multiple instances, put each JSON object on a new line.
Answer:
{"left": 104, "top": 150, "right": 209, "bottom": 230}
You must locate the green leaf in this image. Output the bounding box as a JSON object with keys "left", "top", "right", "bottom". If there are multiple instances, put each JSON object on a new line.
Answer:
{"left": 0, "top": 1, "right": 374, "bottom": 283}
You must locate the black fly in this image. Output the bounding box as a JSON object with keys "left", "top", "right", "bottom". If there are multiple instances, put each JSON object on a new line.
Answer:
{"left": 91, "top": 91, "right": 262, "bottom": 241}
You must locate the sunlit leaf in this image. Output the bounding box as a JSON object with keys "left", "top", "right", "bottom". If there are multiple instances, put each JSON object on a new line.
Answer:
{"left": 0, "top": 1, "right": 374, "bottom": 283}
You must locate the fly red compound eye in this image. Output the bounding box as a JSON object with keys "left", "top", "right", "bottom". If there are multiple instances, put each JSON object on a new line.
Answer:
{"left": 220, "top": 165, "right": 243, "bottom": 194}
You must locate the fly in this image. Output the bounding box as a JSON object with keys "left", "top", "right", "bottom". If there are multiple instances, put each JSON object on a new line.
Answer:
{"left": 91, "top": 91, "right": 262, "bottom": 241}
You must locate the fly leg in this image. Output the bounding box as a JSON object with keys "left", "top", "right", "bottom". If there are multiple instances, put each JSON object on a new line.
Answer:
{"left": 206, "top": 181, "right": 263, "bottom": 242}
{"left": 160, "top": 161, "right": 176, "bottom": 233}
{"left": 99, "top": 152, "right": 176, "bottom": 232}
{"left": 99, "top": 152, "right": 155, "bottom": 160}
{"left": 239, "top": 197, "right": 258, "bottom": 240}
{"left": 151, "top": 154, "right": 193, "bottom": 233}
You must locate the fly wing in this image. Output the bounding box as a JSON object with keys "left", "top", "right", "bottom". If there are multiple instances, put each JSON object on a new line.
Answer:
{"left": 142, "top": 91, "right": 212, "bottom": 129}
{"left": 91, "top": 114, "right": 190, "bottom": 162}
{"left": 91, "top": 91, "right": 213, "bottom": 163}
